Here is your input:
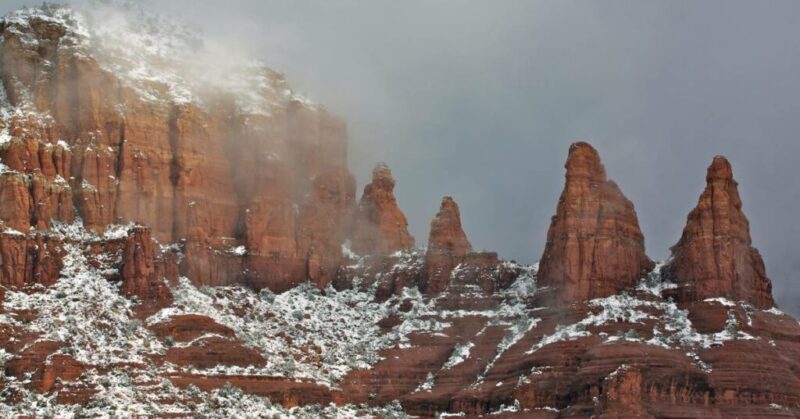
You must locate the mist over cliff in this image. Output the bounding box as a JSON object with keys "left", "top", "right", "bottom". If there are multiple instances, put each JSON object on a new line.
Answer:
{"left": 0, "top": 3, "right": 798, "bottom": 417}
{"left": 0, "top": 0, "right": 797, "bottom": 318}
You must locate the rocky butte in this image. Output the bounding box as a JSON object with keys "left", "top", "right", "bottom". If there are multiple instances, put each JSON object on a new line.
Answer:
{"left": 0, "top": 5, "right": 797, "bottom": 418}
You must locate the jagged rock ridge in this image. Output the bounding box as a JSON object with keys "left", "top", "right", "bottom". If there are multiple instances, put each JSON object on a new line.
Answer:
{"left": 0, "top": 5, "right": 796, "bottom": 419}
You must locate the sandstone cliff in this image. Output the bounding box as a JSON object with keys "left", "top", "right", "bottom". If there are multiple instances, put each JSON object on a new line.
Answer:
{"left": 0, "top": 6, "right": 355, "bottom": 293}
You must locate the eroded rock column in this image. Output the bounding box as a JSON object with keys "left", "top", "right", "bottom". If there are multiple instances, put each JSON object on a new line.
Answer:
{"left": 349, "top": 163, "right": 414, "bottom": 255}
{"left": 538, "top": 142, "right": 654, "bottom": 303}
{"left": 664, "top": 156, "right": 774, "bottom": 309}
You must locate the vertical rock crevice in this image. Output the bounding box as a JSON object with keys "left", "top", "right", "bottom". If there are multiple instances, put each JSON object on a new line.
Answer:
{"left": 112, "top": 116, "right": 125, "bottom": 223}
{"left": 167, "top": 105, "right": 181, "bottom": 243}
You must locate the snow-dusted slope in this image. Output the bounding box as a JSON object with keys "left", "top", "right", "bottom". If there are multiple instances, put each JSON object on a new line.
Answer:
{"left": 2, "top": 3, "right": 311, "bottom": 115}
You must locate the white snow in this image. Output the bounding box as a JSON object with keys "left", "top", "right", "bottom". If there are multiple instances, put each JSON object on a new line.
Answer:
{"left": 704, "top": 297, "right": 736, "bottom": 307}
{"left": 414, "top": 372, "right": 435, "bottom": 393}
{"left": 341, "top": 240, "right": 359, "bottom": 259}
{"left": 0, "top": 220, "right": 416, "bottom": 416}
{"left": 487, "top": 400, "right": 521, "bottom": 415}
{"left": 442, "top": 342, "right": 474, "bottom": 370}
{"left": 77, "top": 2, "right": 315, "bottom": 115}
{"left": 526, "top": 271, "right": 763, "bottom": 355}
{"left": 227, "top": 245, "right": 247, "bottom": 256}
{"left": 3, "top": 234, "right": 163, "bottom": 366}
{"left": 765, "top": 307, "right": 786, "bottom": 316}
{"left": 635, "top": 262, "right": 676, "bottom": 296}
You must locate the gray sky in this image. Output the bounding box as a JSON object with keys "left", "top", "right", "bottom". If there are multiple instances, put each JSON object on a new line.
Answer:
{"left": 3, "top": 1, "right": 800, "bottom": 315}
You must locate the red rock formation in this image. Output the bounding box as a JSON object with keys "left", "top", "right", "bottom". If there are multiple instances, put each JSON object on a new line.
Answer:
{"left": 349, "top": 163, "right": 414, "bottom": 255}
{"left": 538, "top": 142, "right": 654, "bottom": 303}
{"left": 0, "top": 7, "right": 798, "bottom": 419}
{"left": 421, "top": 196, "right": 472, "bottom": 295}
{"left": 0, "top": 12, "right": 357, "bottom": 293}
{"left": 164, "top": 336, "right": 266, "bottom": 369}
{"left": 34, "top": 354, "right": 86, "bottom": 394}
{"left": 0, "top": 229, "right": 63, "bottom": 290}
{"left": 149, "top": 315, "right": 237, "bottom": 343}
{"left": 600, "top": 366, "right": 651, "bottom": 417}
{"left": 295, "top": 168, "right": 356, "bottom": 288}
{"left": 664, "top": 156, "right": 774, "bottom": 309}
{"left": 0, "top": 173, "right": 33, "bottom": 232}
{"left": 119, "top": 226, "right": 174, "bottom": 317}
{"left": 2, "top": 331, "right": 91, "bottom": 402}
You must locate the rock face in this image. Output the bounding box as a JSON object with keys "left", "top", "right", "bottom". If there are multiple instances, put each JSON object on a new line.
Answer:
{"left": 664, "top": 156, "right": 774, "bottom": 309}
{"left": 421, "top": 196, "right": 472, "bottom": 294}
{"left": 538, "top": 142, "right": 655, "bottom": 303}
{"left": 119, "top": 226, "right": 175, "bottom": 317}
{"left": 0, "top": 8, "right": 355, "bottom": 292}
{"left": 349, "top": 163, "right": 414, "bottom": 255}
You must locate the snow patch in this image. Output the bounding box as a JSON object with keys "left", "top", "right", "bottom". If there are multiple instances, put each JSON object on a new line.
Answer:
{"left": 442, "top": 342, "right": 474, "bottom": 370}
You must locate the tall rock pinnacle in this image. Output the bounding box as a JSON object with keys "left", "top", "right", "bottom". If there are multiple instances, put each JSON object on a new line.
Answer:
{"left": 422, "top": 196, "right": 472, "bottom": 294}
{"left": 664, "top": 156, "right": 774, "bottom": 308}
{"left": 538, "top": 142, "right": 654, "bottom": 302}
{"left": 349, "top": 163, "right": 415, "bottom": 255}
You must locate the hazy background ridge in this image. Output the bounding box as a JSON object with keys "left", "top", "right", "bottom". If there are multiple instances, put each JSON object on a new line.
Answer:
{"left": 3, "top": 0, "right": 799, "bottom": 315}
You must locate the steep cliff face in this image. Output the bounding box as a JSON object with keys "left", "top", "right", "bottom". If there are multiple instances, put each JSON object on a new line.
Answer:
{"left": 0, "top": 5, "right": 797, "bottom": 419}
{"left": 538, "top": 142, "right": 655, "bottom": 303}
{"left": 664, "top": 156, "right": 774, "bottom": 309}
{"left": 0, "top": 6, "right": 355, "bottom": 292}
{"left": 349, "top": 163, "right": 414, "bottom": 255}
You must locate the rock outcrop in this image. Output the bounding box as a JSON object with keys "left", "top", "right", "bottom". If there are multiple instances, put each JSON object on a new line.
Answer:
{"left": 349, "top": 163, "right": 414, "bottom": 255}
{"left": 119, "top": 226, "right": 174, "bottom": 317}
{"left": 421, "top": 196, "right": 472, "bottom": 294}
{"left": 538, "top": 142, "right": 654, "bottom": 303}
{"left": 664, "top": 156, "right": 774, "bottom": 309}
{"left": 0, "top": 228, "right": 63, "bottom": 290}
{"left": 0, "top": 8, "right": 356, "bottom": 293}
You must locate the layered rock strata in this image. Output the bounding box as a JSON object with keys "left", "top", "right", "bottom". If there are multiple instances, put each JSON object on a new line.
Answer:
{"left": 0, "top": 9, "right": 355, "bottom": 292}
{"left": 664, "top": 156, "right": 774, "bottom": 309}
{"left": 421, "top": 196, "right": 472, "bottom": 294}
{"left": 538, "top": 142, "right": 654, "bottom": 303}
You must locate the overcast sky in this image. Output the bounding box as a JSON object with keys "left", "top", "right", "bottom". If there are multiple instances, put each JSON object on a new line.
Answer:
{"left": 3, "top": 1, "right": 800, "bottom": 315}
